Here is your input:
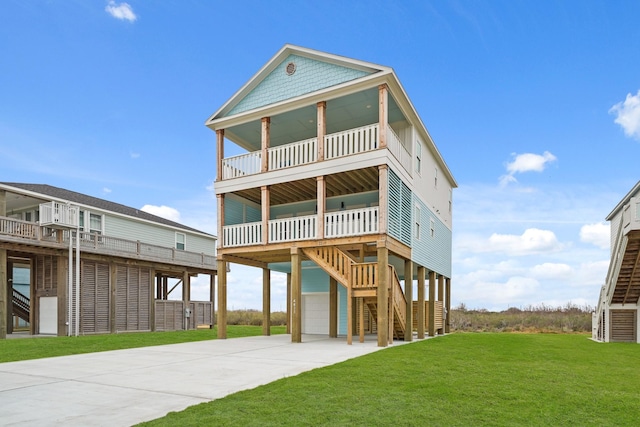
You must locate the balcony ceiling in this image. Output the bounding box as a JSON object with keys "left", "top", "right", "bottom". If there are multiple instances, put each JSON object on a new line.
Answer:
{"left": 226, "top": 88, "right": 406, "bottom": 152}
{"left": 3, "top": 192, "right": 43, "bottom": 215}
{"left": 234, "top": 166, "right": 379, "bottom": 205}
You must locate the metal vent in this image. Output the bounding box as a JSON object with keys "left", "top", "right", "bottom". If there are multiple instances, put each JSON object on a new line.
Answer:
{"left": 285, "top": 62, "right": 296, "bottom": 75}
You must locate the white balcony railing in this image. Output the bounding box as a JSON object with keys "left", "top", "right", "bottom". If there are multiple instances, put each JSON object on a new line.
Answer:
{"left": 39, "top": 201, "right": 79, "bottom": 228}
{"left": 268, "top": 138, "right": 318, "bottom": 171}
{"left": 387, "top": 127, "right": 412, "bottom": 175}
{"left": 223, "top": 221, "right": 263, "bottom": 247}
{"left": 222, "top": 151, "right": 262, "bottom": 179}
{"left": 269, "top": 214, "right": 318, "bottom": 243}
{"left": 325, "top": 207, "right": 379, "bottom": 238}
{"left": 325, "top": 123, "right": 379, "bottom": 159}
{"left": 222, "top": 207, "right": 379, "bottom": 247}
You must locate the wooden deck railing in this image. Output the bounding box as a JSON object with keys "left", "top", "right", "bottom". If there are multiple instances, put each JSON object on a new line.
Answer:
{"left": 389, "top": 265, "right": 406, "bottom": 327}
{"left": 0, "top": 216, "right": 216, "bottom": 269}
{"left": 325, "top": 207, "right": 378, "bottom": 238}
{"left": 325, "top": 123, "right": 379, "bottom": 159}
{"left": 222, "top": 221, "right": 263, "bottom": 247}
{"left": 222, "top": 151, "right": 262, "bottom": 179}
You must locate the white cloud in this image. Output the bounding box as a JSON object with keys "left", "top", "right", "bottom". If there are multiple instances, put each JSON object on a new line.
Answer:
{"left": 610, "top": 90, "right": 640, "bottom": 140}
{"left": 487, "top": 228, "right": 563, "bottom": 255}
{"left": 500, "top": 151, "right": 557, "bottom": 186}
{"left": 103, "top": 187, "right": 112, "bottom": 194}
{"left": 105, "top": 1, "right": 137, "bottom": 22}
{"left": 530, "top": 262, "right": 573, "bottom": 280}
{"left": 141, "top": 204, "right": 181, "bottom": 222}
{"left": 130, "top": 152, "right": 140, "bottom": 159}
{"left": 579, "top": 222, "right": 610, "bottom": 249}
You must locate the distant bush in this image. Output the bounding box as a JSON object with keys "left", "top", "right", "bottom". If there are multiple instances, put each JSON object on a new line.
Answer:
{"left": 225, "top": 310, "right": 287, "bottom": 327}
{"left": 450, "top": 302, "right": 594, "bottom": 333}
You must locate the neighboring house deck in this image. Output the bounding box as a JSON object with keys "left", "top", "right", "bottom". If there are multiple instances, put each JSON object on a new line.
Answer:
{"left": 207, "top": 45, "right": 456, "bottom": 347}
{"left": 0, "top": 183, "right": 217, "bottom": 339}
{"left": 594, "top": 181, "right": 640, "bottom": 342}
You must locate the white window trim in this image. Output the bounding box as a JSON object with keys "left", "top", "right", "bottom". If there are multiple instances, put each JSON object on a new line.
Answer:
{"left": 430, "top": 218, "right": 435, "bottom": 238}
{"left": 415, "top": 140, "right": 422, "bottom": 175}
{"left": 176, "top": 232, "right": 186, "bottom": 251}
{"left": 415, "top": 204, "right": 421, "bottom": 240}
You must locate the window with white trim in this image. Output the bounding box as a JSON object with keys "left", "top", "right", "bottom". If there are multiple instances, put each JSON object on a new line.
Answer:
{"left": 415, "top": 205, "right": 421, "bottom": 239}
{"left": 434, "top": 167, "right": 438, "bottom": 188}
{"left": 415, "top": 141, "right": 422, "bottom": 174}
{"left": 430, "top": 218, "right": 435, "bottom": 238}
{"left": 79, "top": 210, "right": 103, "bottom": 234}
{"left": 176, "top": 232, "right": 186, "bottom": 251}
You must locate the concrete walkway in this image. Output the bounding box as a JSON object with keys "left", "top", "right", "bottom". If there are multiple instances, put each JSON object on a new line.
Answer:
{"left": 0, "top": 334, "right": 391, "bottom": 426}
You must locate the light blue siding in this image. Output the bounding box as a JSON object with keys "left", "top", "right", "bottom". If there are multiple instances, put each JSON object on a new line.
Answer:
{"left": 411, "top": 196, "right": 452, "bottom": 277}
{"left": 228, "top": 54, "right": 370, "bottom": 116}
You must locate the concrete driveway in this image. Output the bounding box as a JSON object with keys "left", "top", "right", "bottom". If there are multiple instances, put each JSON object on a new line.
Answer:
{"left": 0, "top": 334, "right": 392, "bottom": 426}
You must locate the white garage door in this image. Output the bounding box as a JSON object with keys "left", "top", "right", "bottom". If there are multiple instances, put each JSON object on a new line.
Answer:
{"left": 302, "top": 293, "right": 329, "bottom": 335}
{"left": 39, "top": 296, "right": 58, "bottom": 335}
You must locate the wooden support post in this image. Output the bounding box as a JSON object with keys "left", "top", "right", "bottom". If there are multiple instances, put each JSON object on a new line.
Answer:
{"left": 217, "top": 259, "right": 227, "bottom": 339}
{"left": 262, "top": 186, "right": 270, "bottom": 244}
{"left": 291, "top": 248, "right": 302, "bottom": 343}
{"left": 217, "top": 194, "right": 225, "bottom": 250}
{"left": 286, "top": 273, "right": 291, "bottom": 334}
{"left": 110, "top": 263, "right": 117, "bottom": 333}
{"left": 377, "top": 245, "right": 389, "bottom": 347}
{"left": 437, "top": 274, "right": 444, "bottom": 335}
{"left": 417, "top": 266, "right": 425, "bottom": 339}
{"left": 429, "top": 271, "right": 436, "bottom": 337}
{"left": 404, "top": 260, "right": 413, "bottom": 342}
{"left": 162, "top": 276, "right": 168, "bottom": 300}
{"left": 57, "top": 256, "right": 67, "bottom": 336}
{"left": 5, "top": 260, "right": 11, "bottom": 335}
{"left": 347, "top": 279, "right": 352, "bottom": 345}
{"left": 182, "top": 271, "right": 190, "bottom": 302}
{"left": 317, "top": 101, "right": 326, "bottom": 161}
{"left": 216, "top": 129, "right": 224, "bottom": 182}
{"left": 261, "top": 117, "right": 270, "bottom": 172}
{"left": 316, "top": 176, "right": 325, "bottom": 239}
{"left": 155, "top": 273, "right": 162, "bottom": 300}
{"left": 262, "top": 268, "right": 271, "bottom": 336}
{"left": 359, "top": 297, "right": 365, "bottom": 343}
{"left": 378, "top": 165, "right": 388, "bottom": 235}
{"left": 329, "top": 277, "right": 337, "bottom": 338}
{"left": 378, "top": 84, "right": 388, "bottom": 149}
{"left": 210, "top": 273, "right": 216, "bottom": 327}
{"left": 389, "top": 274, "right": 394, "bottom": 345}
{"left": 0, "top": 248, "right": 6, "bottom": 339}
{"left": 445, "top": 277, "right": 451, "bottom": 333}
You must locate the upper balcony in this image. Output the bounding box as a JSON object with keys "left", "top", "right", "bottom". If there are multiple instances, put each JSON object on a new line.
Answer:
{"left": 0, "top": 216, "right": 216, "bottom": 272}
{"left": 220, "top": 122, "right": 411, "bottom": 181}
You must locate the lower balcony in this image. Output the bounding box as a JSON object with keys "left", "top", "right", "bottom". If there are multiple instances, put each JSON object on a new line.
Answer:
{"left": 222, "top": 206, "right": 379, "bottom": 247}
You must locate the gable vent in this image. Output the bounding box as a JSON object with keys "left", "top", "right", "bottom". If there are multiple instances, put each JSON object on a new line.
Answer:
{"left": 285, "top": 62, "right": 296, "bottom": 75}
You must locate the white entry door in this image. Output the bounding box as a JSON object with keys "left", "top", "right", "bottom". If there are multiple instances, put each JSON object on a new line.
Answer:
{"left": 39, "top": 297, "right": 58, "bottom": 335}
{"left": 302, "top": 293, "right": 329, "bottom": 335}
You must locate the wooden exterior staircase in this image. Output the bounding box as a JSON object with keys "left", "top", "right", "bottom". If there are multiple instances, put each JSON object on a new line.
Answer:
{"left": 12, "top": 289, "right": 30, "bottom": 324}
{"left": 302, "top": 246, "right": 406, "bottom": 342}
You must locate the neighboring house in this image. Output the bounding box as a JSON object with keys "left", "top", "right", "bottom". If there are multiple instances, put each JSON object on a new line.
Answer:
{"left": 0, "top": 183, "right": 217, "bottom": 339}
{"left": 206, "top": 45, "right": 457, "bottom": 347}
{"left": 594, "top": 181, "right": 640, "bottom": 343}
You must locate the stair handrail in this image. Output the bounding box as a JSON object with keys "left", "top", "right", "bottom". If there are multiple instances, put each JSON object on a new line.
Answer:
{"left": 12, "top": 288, "right": 30, "bottom": 312}
{"left": 389, "top": 265, "right": 406, "bottom": 330}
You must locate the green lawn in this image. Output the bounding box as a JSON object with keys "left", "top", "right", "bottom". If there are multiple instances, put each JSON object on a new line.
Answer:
{"left": 139, "top": 333, "right": 640, "bottom": 427}
{"left": 0, "top": 325, "right": 285, "bottom": 363}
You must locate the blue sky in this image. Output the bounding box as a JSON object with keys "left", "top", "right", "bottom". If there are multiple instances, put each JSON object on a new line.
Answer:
{"left": 2, "top": 1, "right": 640, "bottom": 311}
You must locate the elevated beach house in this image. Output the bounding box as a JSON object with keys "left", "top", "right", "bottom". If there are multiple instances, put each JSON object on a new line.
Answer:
{"left": 207, "top": 45, "right": 456, "bottom": 346}
{"left": 594, "top": 181, "right": 640, "bottom": 342}
{"left": 0, "top": 183, "right": 217, "bottom": 339}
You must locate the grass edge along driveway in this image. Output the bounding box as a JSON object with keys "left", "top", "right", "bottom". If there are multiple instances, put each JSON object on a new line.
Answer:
{"left": 140, "top": 333, "right": 640, "bottom": 427}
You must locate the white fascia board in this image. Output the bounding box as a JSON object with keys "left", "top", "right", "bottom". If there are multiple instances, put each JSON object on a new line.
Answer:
{"left": 606, "top": 181, "right": 640, "bottom": 221}
{"left": 384, "top": 76, "right": 458, "bottom": 189}
{"left": 214, "top": 150, "right": 390, "bottom": 196}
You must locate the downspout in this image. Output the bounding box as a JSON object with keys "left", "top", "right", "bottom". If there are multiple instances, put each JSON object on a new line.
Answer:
{"left": 75, "top": 224, "right": 80, "bottom": 336}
